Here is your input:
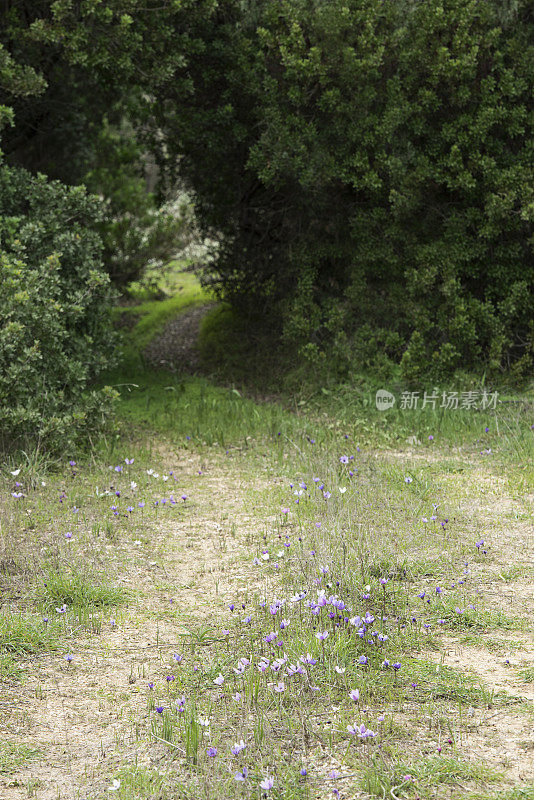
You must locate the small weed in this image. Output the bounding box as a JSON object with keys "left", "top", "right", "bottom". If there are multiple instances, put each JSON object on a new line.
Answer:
{"left": 518, "top": 665, "right": 534, "bottom": 683}
{"left": 0, "top": 741, "right": 40, "bottom": 774}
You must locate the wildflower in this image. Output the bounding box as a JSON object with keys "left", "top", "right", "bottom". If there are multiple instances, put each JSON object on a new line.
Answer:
{"left": 404, "top": 476, "right": 413, "bottom": 483}
{"left": 300, "top": 768, "right": 307, "bottom": 776}
{"left": 316, "top": 631, "right": 329, "bottom": 641}
{"left": 349, "top": 689, "right": 360, "bottom": 702}
{"left": 64, "top": 653, "right": 74, "bottom": 663}
{"left": 260, "top": 777, "right": 274, "bottom": 791}
{"left": 348, "top": 723, "right": 377, "bottom": 739}
{"left": 234, "top": 766, "right": 248, "bottom": 782}
{"left": 155, "top": 706, "right": 164, "bottom": 713}
{"left": 107, "top": 779, "right": 121, "bottom": 792}
{"left": 213, "top": 673, "right": 224, "bottom": 686}
{"left": 198, "top": 717, "right": 210, "bottom": 727}
{"left": 206, "top": 747, "right": 217, "bottom": 757}
{"left": 334, "top": 666, "right": 346, "bottom": 675}
{"left": 231, "top": 740, "right": 246, "bottom": 755}
{"left": 280, "top": 619, "right": 290, "bottom": 630}
{"left": 173, "top": 654, "right": 183, "bottom": 663}
{"left": 357, "top": 655, "right": 368, "bottom": 665}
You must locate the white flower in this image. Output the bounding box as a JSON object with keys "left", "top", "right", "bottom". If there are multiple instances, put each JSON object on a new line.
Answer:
{"left": 339, "top": 486, "right": 347, "bottom": 494}
{"left": 198, "top": 717, "right": 211, "bottom": 727}
{"left": 107, "top": 779, "right": 121, "bottom": 791}
{"left": 10, "top": 469, "right": 21, "bottom": 476}
{"left": 130, "top": 481, "right": 137, "bottom": 490}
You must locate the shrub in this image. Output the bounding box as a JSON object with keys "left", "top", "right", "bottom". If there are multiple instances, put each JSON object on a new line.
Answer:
{"left": 152, "top": 0, "right": 533, "bottom": 381}
{"left": 0, "top": 163, "right": 117, "bottom": 451}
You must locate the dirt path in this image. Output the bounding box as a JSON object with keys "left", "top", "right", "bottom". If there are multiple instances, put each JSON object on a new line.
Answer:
{"left": 143, "top": 304, "right": 216, "bottom": 372}
{"left": 1, "top": 449, "right": 271, "bottom": 800}
{"left": 2, "top": 435, "right": 533, "bottom": 799}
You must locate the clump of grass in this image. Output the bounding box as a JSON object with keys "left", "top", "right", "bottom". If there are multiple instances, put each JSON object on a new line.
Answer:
{"left": 360, "top": 754, "right": 501, "bottom": 797}
{"left": 0, "top": 741, "right": 41, "bottom": 775}
{"left": 0, "top": 612, "right": 60, "bottom": 655}
{"left": 518, "top": 665, "right": 534, "bottom": 683}
{"left": 37, "top": 570, "right": 128, "bottom": 611}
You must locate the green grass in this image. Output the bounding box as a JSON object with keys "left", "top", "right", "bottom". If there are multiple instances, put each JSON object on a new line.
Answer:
{"left": 37, "top": 569, "right": 128, "bottom": 611}
{"left": 111, "top": 371, "right": 319, "bottom": 451}
{"left": 0, "top": 612, "right": 60, "bottom": 655}
{"left": 0, "top": 741, "right": 41, "bottom": 775}
{"left": 0, "top": 612, "right": 61, "bottom": 680}
{"left": 518, "top": 665, "right": 534, "bottom": 683}
{"left": 360, "top": 754, "right": 501, "bottom": 797}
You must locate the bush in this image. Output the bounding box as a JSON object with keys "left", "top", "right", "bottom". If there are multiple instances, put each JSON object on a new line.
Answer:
{"left": 152, "top": 0, "right": 533, "bottom": 381}
{"left": 0, "top": 163, "right": 117, "bottom": 451}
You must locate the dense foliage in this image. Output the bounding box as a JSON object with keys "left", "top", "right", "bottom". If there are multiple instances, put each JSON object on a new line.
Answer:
{"left": 0, "top": 163, "right": 117, "bottom": 451}
{"left": 151, "top": 0, "right": 533, "bottom": 381}
{"left": 0, "top": 0, "right": 196, "bottom": 287}
{"left": 1, "top": 0, "right": 532, "bottom": 392}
